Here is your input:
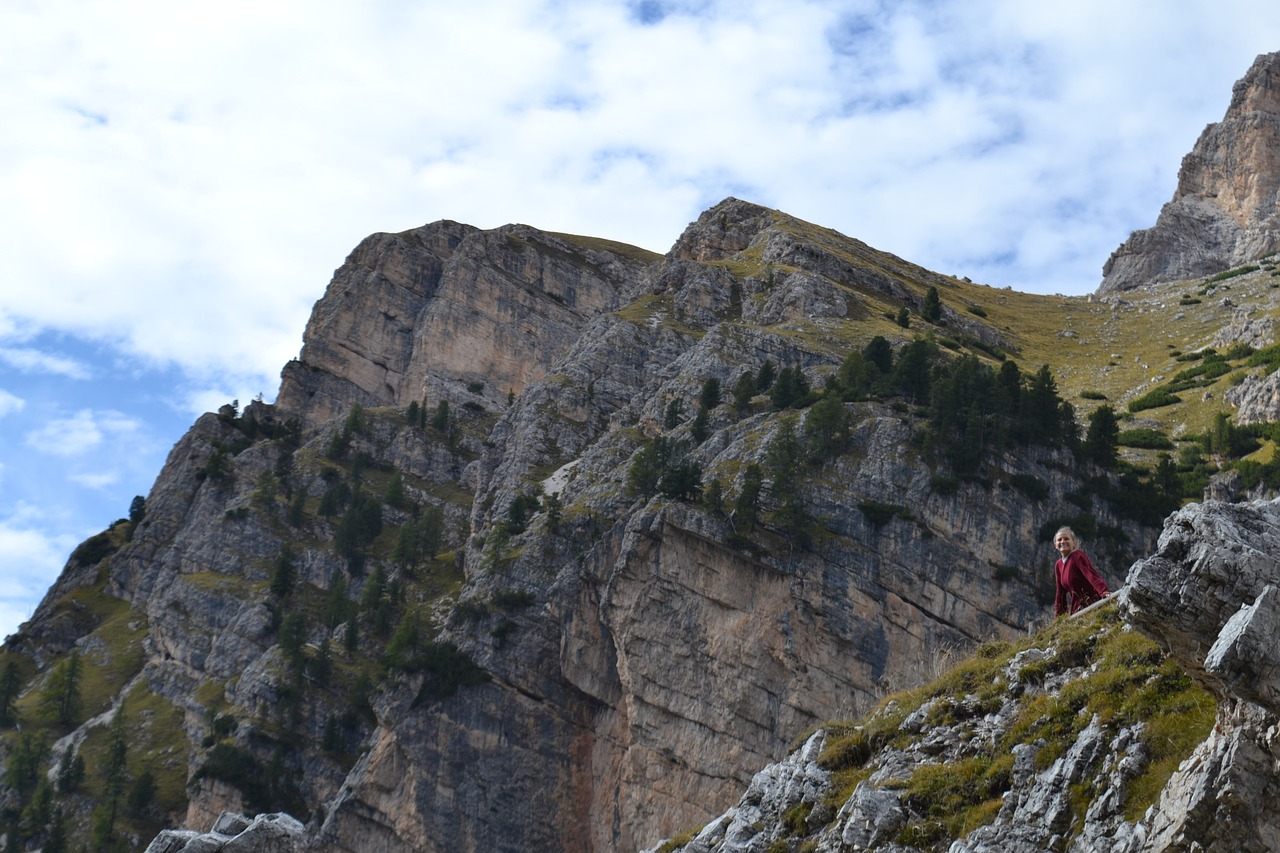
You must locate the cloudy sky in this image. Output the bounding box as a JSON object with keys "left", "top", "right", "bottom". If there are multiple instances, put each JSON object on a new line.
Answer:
{"left": 2, "top": 0, "right": 1279, "bottom": 640}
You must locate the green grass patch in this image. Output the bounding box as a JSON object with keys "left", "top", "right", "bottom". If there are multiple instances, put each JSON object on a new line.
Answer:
{"left": 812, "top": 605, "right": 1215, "bottom": 847}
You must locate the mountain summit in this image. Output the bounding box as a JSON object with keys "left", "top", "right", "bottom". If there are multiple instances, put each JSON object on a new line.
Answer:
{"left": 1099, "top": 51, "right": 1280, "bottom": 293}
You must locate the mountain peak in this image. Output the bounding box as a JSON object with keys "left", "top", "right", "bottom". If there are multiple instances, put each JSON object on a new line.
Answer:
{"left": 668, "top": 197, "right": 777, "bottom": 262}
{"left": 1098, "top": 51, "right": 1280, "bottom": 294}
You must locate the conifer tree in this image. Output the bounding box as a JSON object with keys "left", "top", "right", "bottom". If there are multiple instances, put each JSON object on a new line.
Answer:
{"left": 663, "top": 398, "right": 684, "bottom": 430}
{"left": 732, "top": 371, "right": 757, "bottom": 413}
{"left": 765, "top": 416, "right": 809, "bottom": 543}
{"left": 734, "top": 464, "right": 763, "bottom": 532}
{"left": 270, "top": 546, "right": 296, "bottom": 599}
{"left": 1084, "top": 405, "right": 1120, "bottom": 468}
{"left": 40, "top": 651, "right": 82, "bottom": 727}
{"left": 698, "top": 377, "right": 722, "bottom": 411}
{"left": 756, "top": 359, "right": 776, "bottom": 391}
{"left": 0, "top": 659, "right": 21, "bottom": 727}
{"left": 921, "top": 286, "right": 942, "bottom": 323}
{"left": 431, "top": 400, "right": 450, "bottom": 432}
{"left": 804, "top": 393, "right": 850, "bottom": 462}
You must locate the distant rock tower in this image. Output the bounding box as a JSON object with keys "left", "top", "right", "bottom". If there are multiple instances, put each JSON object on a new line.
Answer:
{"left": 1098, "top": 51, "right": 1280, "bottom": 294}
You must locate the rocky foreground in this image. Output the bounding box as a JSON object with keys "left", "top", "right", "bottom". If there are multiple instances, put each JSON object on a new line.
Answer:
{"left": 641, "top": 498, "right": 1280, "bottom": 852}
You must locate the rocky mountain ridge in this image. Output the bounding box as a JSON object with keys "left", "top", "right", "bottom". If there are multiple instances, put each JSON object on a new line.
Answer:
{"left": 9, "top": 51, "right": 1280, "bottom": 852}
{"left": 1, "top": 196, "right": 1179, "bottom": 853}
{"left": 1100, "top": 51, "right": 1280, "bottom": 293}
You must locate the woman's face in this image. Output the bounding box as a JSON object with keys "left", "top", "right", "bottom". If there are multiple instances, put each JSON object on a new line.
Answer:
{"left": 1054, "top": 531, "right": 1075, "bottom": 557}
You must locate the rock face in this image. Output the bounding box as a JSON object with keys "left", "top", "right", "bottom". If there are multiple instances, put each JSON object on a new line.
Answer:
{"left": 274, "top": 221, "right": 658, "bottom": 428}
{"left": 146, "top": 812, "right": 305, "bottom": 853}
{"left": 0, "top": 198, "right": 1168, "bottom": 853}
{"left": 1099, "top": 52, "right": 1280, "bottom": 293}
{"left": 649, "top": 498, "right": 1280, "bottom": 852}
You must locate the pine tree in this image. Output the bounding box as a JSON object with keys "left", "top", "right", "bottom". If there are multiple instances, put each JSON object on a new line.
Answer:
{"left": 766, "top": 416, "right": 809, "bottom": 543}
{"left": 431, "top": 400, "right": 450, "bottom": 432}
{"left": 1023, "top": 365, "right": 1063, "bottom": 444}
{"left": 270, "top": 546, "right": 296, "bottom": 599}
{"left": 127, "top": 768, "right": 156, "bottom": 819}
{"left": 663, "top": 398, "right": 684, "bottom": 430}
{"left": 0, "top": 659, "right": 21, "bottom": 727}
{"left": 698, "top": 377, "right": 722, "bottom": 411}
{"left": 756, "top": 359, "right": 777, "bottom": 391}
{"left": 690, "top": 407, "right": 710, "bottom": 444}
{"left": 864, "top": 335, "right": 893, "bottom": 375}
{"left": 732, "top": 371, "right": 757, "bottom": 413}
{"left": 385, "top": 471, "right": 409, "bottom": 510}
{"left": 343, "top": 403, "right": 367, "bottom": 435}
{"left": 804, "top": 394, "right": 849, "bottom": 462}
{"left": 57, "top": 749, "right": 86, "bottom": 794}
{"left": 921, "top": 286, "right": 942, "bottom": 323}
{"left": 1084, "top": 405, "right": 1120, "bottom": 468}
{"left": 733, "top": 464, "right": 763, "bottom": 533}
{"left": 40, "top": 651, "right": 82, "bottom": 727}
{"left": 287, "top": 491, "right": 307, "bottom": 527}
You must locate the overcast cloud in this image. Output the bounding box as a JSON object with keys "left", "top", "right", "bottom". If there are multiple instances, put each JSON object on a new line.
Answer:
{"left": 3, "top": 0, "right": 1280, "bottom": 639}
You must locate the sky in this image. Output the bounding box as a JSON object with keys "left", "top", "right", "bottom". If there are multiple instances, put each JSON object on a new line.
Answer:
{"left": 3, "top": 0, "right": 1280, "bottom": 641}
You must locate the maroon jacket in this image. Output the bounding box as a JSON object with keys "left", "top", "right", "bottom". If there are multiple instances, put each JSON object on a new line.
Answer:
{"left": 1054, "top": 549, "right": 1109, "bottom": 616}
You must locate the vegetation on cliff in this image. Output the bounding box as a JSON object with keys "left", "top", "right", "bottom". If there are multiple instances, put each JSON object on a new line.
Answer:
{"left": 3, "top": 197, "right": 1280, "bottom": 851}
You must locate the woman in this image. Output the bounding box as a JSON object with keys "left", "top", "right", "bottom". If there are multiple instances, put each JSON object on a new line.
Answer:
{"left": 1053, "top": 526, "right": 1109, "bottom": 616}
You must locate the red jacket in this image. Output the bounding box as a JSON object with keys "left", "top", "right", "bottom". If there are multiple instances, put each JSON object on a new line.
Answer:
{"left": 1054, "top": 549, "right": 1109, "bottom": 616}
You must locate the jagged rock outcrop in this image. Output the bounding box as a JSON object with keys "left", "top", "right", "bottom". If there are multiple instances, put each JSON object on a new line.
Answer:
{"left": 654, "top": 498, "right": 1280, "bottom": 852}
{"left": 1225, "top": 369, "right": 1280, "bottom": 424}
{"left": 146, "top": 812, "right": 304, "bottom": 853}
{"left": 275, "top": 220, "right": 659, "bottom": 427}
{"left": 1100, "top": 52, "right": 1280, "bottom": 293}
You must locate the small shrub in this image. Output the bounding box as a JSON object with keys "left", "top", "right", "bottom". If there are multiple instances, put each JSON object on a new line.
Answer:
{"left": 1127, "top": 388, "right": 1181, "bottom": 413}
{"left": 1008, "top": 474, "right": 1049, "bottom": 501}
{"left": 491, "top": 589, "right": 536, "bottom": 610}
{"left": 71, "top": 533, "right": 116, "bottom": 567}
{"left": 1117, "top": 429, "right": 1174, "bottom": 450}
{"left": 1206, "top": 264, "right": 1259, "bottom": 282}
{"left": 859, "top": 500, "right": 903, "bottom": 527}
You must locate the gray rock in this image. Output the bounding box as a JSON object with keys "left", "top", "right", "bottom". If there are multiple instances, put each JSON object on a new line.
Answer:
{"left": 1099, "top": 52, "right": 1280, "bottom": 293}
{"left": 145, "top": 812, "right": 304, "bottom": 853}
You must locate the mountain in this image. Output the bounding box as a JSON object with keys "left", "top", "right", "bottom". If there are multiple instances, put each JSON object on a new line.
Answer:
{"left": 1099, "top": 51, "right": 1280, "bottom": 293}
{"left": 8, "top": 56, "right": 1280, "bottom": 852}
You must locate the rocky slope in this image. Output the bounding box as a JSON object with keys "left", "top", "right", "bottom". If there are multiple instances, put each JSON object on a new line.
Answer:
{"left": 1099, "top": 51, "right": 1280, "bottom": 293}
{"left": 646, "top": 496, "right": 1280, "bottom": 853}
{"left": 0, "top": 195, "right": 1183, "bottom": 853}
{"left": 12, "top": 123, "right": 1280, "bottom": 850}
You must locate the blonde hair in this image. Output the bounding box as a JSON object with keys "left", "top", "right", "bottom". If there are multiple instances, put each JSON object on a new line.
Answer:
{"left": 1054, "top": 526, "right": 1078, "bottom": 545}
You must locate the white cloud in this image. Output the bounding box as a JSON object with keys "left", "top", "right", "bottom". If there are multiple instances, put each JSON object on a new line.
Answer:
{"left": 0, "top": 389, "right": 23, "bottom": 417}
{"left": 24, "top": 409, "right": 141, "bottom": 457}
{"left": 0, "top": 347, "right": 92, "bottom": 379}
{"left": 0, "top": 506, "right": 80, "bottom": 641}
{"left": 4, "top": 0, "right": 1280, "bottom": 640}
{"left": 69, "top": 470, "right": 122, "bottom": 491}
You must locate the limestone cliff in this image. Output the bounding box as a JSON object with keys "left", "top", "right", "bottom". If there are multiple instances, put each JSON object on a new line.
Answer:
{"left": 274, "top": 220, "right": 658, "bottom": 427}
{"left": 0, "top": 196, "right": 1250, "bottom": 853}
{"left": 1100, "top": 51, "right": 1280, "bottom": 293}
{"left": 647, "top": 498, "right": 1280, "bottom": 852}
